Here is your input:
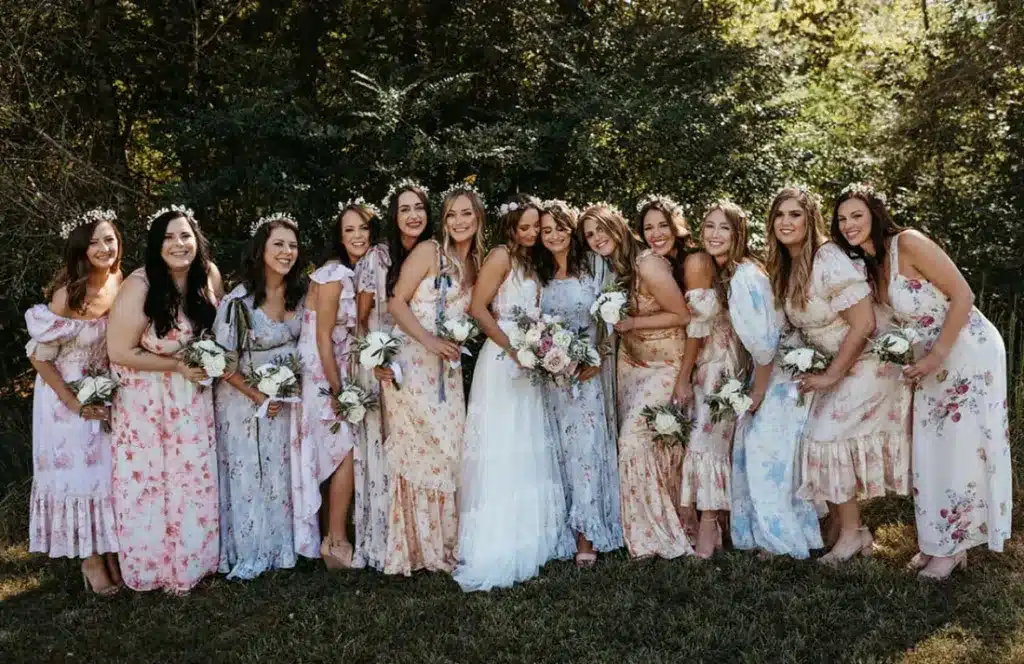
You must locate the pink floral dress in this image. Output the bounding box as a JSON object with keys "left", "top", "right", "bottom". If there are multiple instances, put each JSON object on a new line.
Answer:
{"left": 296, "top": 261, "right": 358, "bottom": 558}
{"left": 886, "top": 234, "right": 1011, "bottom": 556}
{"left": 110, "top": 281, "right": 219, "bottom": 593}
{"left": 25, "top": 305, "right": 118, "bottom": 558}
{"left": 784, "top": 243, "right": 911, "bottom": 503}
{"left": 682, "top": 288, "right": 750, "bottom": 512}
{"left": 616, "top": 250, "right": 694, "bottom": 559}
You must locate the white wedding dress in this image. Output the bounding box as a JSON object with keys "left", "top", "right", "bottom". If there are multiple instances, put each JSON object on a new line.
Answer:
{"left": 454, "top": 266, "right": 573, "bottom": 592}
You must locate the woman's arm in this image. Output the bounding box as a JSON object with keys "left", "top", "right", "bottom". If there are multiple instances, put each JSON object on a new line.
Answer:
{"left": 469, "top": 247, "right": 513, "bottom": 352}
{"left": 799, "top": 297, "right": 875, "bottom": 393}
{"left": 356, "top": 291, "right": 375, "bottom": 337}
{"left": 207, "top": 261, "right": 225, "bottom": 301}
{"left": 107, "top": 276, "right": 183, "bottom": 373}
{"left": 314, "top": 280, "right": 344, "bottom": 394}
{"left": 387, "top": 243, "right": 460, "bottom": 361}
{"left": 673, "top": 254, "right": 714, "bottom": 404}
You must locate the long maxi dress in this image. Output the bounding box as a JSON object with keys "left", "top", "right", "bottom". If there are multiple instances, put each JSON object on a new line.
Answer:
{"left": 296, "top": 262, "right": 358, "bottom": 558}
{"left": 110, "top": 270, "right": 219, "bottom": 593}
{"left": 616, "top": 250, "right": 694, "bottom": 559}
{"left": 213, "top": 285, "right": 302, "bottom": 580}
{"left": 26, "top": 305, "right": 118, "bottom": 559}
{"left": 885, "top": 234, "right": 1011, "bottom": 555}
{"left": 540, "top": 270, "right": 623, "bottom": 553}
{"left": 352, "top": 243, "right": 392, "bottom": 571}
{"left": 381, "top": 241, "right": 468, "bottom": 576}
{"left": 727, "top": 263, "right": 823, "bottom": 558}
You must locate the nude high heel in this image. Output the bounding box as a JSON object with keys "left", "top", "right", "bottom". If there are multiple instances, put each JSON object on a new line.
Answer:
{"left": 918, "top": 552, "right": 967, "bottom": 581}
{"left": 818, "top": 526, "right": 873, "bottom": 566}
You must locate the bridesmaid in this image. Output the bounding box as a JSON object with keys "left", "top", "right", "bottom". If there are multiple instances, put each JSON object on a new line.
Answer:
{"left": 106, "top": 206, "right": 222, "bottom": 593}
{"left": 27, "top": 209, "right": 123, "bottom": 594}
{"left": 538, "top": 200, "right": 624, "bottom": 567}
{"left": 832, "top": 183, "right": 1011, "bottom": 579}
{"left": 765, "top": 187, "right": 910, "bottom": 565}
{"left": 296, "top": 206, "right": 362, "bottom": 568}
{"left": 383, "top": 183, "right": 483, "bottom": 576}
{"left": 580, "top": 204, "right": 694, "bottom": 560}
{"left": 213, "top": 213, "right": 306, "bottom": 580}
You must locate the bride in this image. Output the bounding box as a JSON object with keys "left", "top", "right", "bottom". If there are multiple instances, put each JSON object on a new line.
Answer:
{"left": 454, "top": 194, "right": 573, "bottom": 592}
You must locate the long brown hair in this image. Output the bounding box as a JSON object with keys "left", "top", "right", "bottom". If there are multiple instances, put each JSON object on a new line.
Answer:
{"left": 830, "top": 185, "right": 904, "bottom": 302}
{"left": 439, "top": 187, "right": 487, "bottom": 285}
{"left": 577, "top": 204, "right": 639, "bottom": 290}
{"left": 701, "top": 200, "right": 761, "bottom": 308}
{"left": 47, "top": 217, "right": 124, "bottom": 314}
{"left": 536, "top": 201, "right": 590, "bottom": 285}
{"left": 765, "top": 187, "right": 828, "bottom": 310}
{"left": 498, "top": 194, "right": 542, "bottom": 277}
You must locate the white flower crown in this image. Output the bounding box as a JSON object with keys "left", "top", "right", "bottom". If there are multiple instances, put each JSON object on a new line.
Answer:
{"left": 539, "top": 199, "right": 582, "bottom": 217}
{"left": 381, "top": 179, "right": 428, "bottom": 212}
{"left": 145, "top": 204, "right": 195, "bottom": 231}
{"left": 439, "top": 181, "right": 486, "bottom": 208}
{"left": 60, "top": 208, "right": 117, "bottom": 240}
{"left": 337, "top": 197, "right": 382, "bottom": 219}
{"left": 581, "top": 201, "right": 625, "bottom": 219}
{"left": 840, "top": 182, "right": 888, "bottom": 205}
{"left": 250, "top": 212, "right": 298, "bottom": 237}
{"left": 776, "top": 184, "right": 823, "bottom": 208}
{"left": 497, "top": 201, "right": 521, "bottom": 217}
{"left": 635, "top": 193, "right": 682, "bottom": 215}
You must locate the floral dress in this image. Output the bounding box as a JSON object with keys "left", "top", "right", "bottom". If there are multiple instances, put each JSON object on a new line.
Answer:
{"left": 727, "top": 263, "right": 823, "bottom": 558}
{"left": 382, "top": 241, "right": 468, "bottom": 575}
{"left": 296, "top": 262, "right": 358, "bottom": 558}
{"left": 784, "top": 243, "right": 911, "bottom": 503}
{"left": 681, "top": 288, "right": 750, "bottom": 512}
{"left": 213, "top": 285, "right": 303, "bottom": 580}
{"left": 110, "top": 271, "right": 219, "bottom": 593}
{"left": 352, "top": 243, "right": 392, "bottom": 571}
{"left": 886, "top": 234, "right": 1011, "bottom": 555}
{"left": 616, "top": 250, "right": 694, "bottom": 559}
{"left": 541, "top": 272, "right": 623, "bottom": 553}
{"left": 25, "top": 305, "right": 118, "bottom": 558}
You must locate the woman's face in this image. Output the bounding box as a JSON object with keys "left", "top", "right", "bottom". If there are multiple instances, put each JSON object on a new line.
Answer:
{"left": 836, "top": 197, "right": 873, "bottom": 251}
{"left": 396, "top": 190, "right": 427, "bottom": 239}
{"left": 772, "top": 198, "right": 808, "bottom": 250}
{"left": 445, "top": 194, "right": 479, "bottom": 244}
{"left": 702, "top": 209, "right": 734, "bottom": 262}
{"left": 87, "top": 221, "right": 119, "bottom": 271}
{"left": 540, "top": 213, "right": 571, "bottom": 255}
{"left": 161, "top": 216, "right": 198, "bottom": 271}
{"left": 264, "top": 226, "right": 299, "bottom": 277}
{"left": 582, "top": 217, "right": 615, "bottom": 257}
{"left": 642, "top": 209, "right": 676, "bottom": 257}
{"left": 341, "top": 210, "right": 371, "bottom": 262}
{"left": 514, "top": 208, "right": 541, "bottom": 248}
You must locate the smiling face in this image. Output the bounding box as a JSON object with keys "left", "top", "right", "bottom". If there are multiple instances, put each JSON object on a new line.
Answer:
{"left": 582, "top": 216, "right": 615, "bottom": 257}
{"left": 701, "top": 209, "right": 734, "bottom": 263}
{"left": 444, "top": 194, "right": 479, "bottom": 244}
{"left": 396, "top": 190, "right": 428, "bottom": 240}
{"left": 161, "top": 216, "right": 198, "bottom": 271}
{"left": 340, "top": 209, "right": 371, "bottom": 262}
{"left": 540, "top": 213, "right": 572, "bottom": 256}
{"left": 264, "top": 225, "right": 299, "bottom": 278}
{"left": 642, "top": 209, "right": 676, "bottom": 257}
{"left": 86, "top": 221, "right": 119, "bottom": 271}
{"left": 772, "top": 197, "right": 809, "bottom": 251}
{"left": 515, "top": 208, "right": 541, "bottom": 248}
{"left": 836, "top": 197, "right": 874, "bottom": 253}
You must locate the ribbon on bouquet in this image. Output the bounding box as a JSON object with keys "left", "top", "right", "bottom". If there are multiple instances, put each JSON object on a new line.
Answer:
{"left": 446, "top": 346, "right": 473, "bottom": 370}
{"left": 434, "top": 263, "right": 452, "bottom": 403}
{"left": 388, "top": 361, "right": 404, "bottom": 387}
{"left": 87, "top": 401, "right": 113, "bottom": 434}
{"left": 254, "top": 395, "right": 301, "bottom": 419}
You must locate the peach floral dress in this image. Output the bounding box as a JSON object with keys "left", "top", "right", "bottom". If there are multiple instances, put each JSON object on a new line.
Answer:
{"left": 110, "top": 273, "right": 219, "bottom": 593}
{"left": 382, "top": 242, "right": 468, "bottom": 575}
{"left": 616, "top": 250, "right": 694, "bottom": 559}
{"left": 682, "top": 288, "right": 750, "bottom": 512}
{"left": 784, "top": 243, "right": 911, "bottom": 503}
{"left": 26, "top": 305, "right": 118, "bottom": 558}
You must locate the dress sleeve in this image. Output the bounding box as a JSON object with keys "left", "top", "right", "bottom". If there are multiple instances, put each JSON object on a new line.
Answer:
{"left": 355, "top": 245, "right": 390, "bottom": 296}
{"left": 727, "top": 264, "right": 780, "bottom": 366}
{"left": 311, "top": 262, "right": 357, "bottom": 328}
{"left": 213, "top": 285, "right": 251, "bottom": 352}
{"left": 24, "top": 304, "right": 82, "bottom": 361}
{"left": 684, "top": 288, "right": 718, "bottom": 338}
{"left": 815, "top": 243, "right": 871, "bottom": 314}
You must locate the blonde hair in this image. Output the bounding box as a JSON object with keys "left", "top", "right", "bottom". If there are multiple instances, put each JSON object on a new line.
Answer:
{"left": 577, "top": 204, "right": 639, "bottom": 290}
{"left": 440, "top": 188, "right": 487, "bottom": 286}
{"left": 702, "top": 200, "right": 762, "bottom": 308}
{"left": 765, "top": 187, "right": 828, "bottom": 310}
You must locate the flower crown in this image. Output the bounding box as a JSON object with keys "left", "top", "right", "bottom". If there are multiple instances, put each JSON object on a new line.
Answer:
{"left": 540, "top": 199, "right": 581, "bottom": 216}
{"left": 381, "top": 179, "right": 428, "bottom": 211}
{"left": 337, "top": 197, "right": 382, "bottom": 219}
{"left": 439, "top": 181, "right": 486, "bottom": 208}
{"left": 60, "top": 208, "right": 117, "bottom": 240}
{"left": 776, "top": 184, "right": 823, "bottom": 208}
{"left": 581, "top": 201, "right": 625, "bottom": 219}
{"left": 840, "top": 182, "right": 888, "bottom": 205}
{"left": 146, "top": 204, "right": 195, "bottom": 231}
{"left": 635, "top": 193, "right": 682, "bottom": 215}
{"left": 250, "top": 212, "right": 298, "bottom": 237}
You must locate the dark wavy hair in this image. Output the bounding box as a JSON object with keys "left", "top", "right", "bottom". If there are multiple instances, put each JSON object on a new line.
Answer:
{"left": 636, "top": 199, "right": 697, "bottom": 278}
{"left": 830, "top": 186, "right": 904, "bottom": 303}
{"left": 144, "top": 211, "right": 217, "bottom": 337}
{"left": 241, "top": 217, "right": 308, "bottom": 311}
{"left": 536, "top": 201, "right": 590, "bottom": 285}
{"left": 327, "top": 203, "right": 382, "bottom": 269}
{"left": 47, "top": 217, "right": 124, "bottom": 314}
{"left": 384, "top": 184, "right": 433, "bottom": 297}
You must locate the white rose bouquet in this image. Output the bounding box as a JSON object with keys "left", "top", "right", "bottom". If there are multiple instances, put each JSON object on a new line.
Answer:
{"left": 322, "top": 383, "right": 378, "bottom": 433}
{"left": 640, "top": 403, "right": 694, "bottom": 447}
{"left": 356, "top": 330, "right": 403, "bottom": 388}
{"left": 869, "top": 326, "right": 921, "bottom": 366}
{"left": 244, "top": 354, "right": 302, "bottom": 419}
{"left": 180, "top": 335, "right": 233, "bottom": 387}
{"left": 705, "top": 377, "right": 754, "bottom": 424}
{"left": 436, "top": 311, "right": 481, "bottom": 369}
{"left": 778, "top": 345, "right": 833, "bottom": 405}
{"left": 67, "top": 368, "right": 119, "bottom": 433}
{"left": 589, "top": 282, "right": 630, "bottom": 335}
{"left": 505, "top": 307, "right": 600, "bottom": 386}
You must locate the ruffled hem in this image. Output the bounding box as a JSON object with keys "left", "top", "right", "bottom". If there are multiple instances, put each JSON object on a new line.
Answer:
{"left": 567, "top": 508, "right": 624, "bottom": 553}
{"left": 29, "top": 490, "right": 118, "bottom": 558}
{"left": 383, "top": 476, "right": 457, "bottom": 576}
{"left": 798, "top": 430, "right": 910, "bottom": 503}
{"left": 680, "top": 450, "right": 731, "bottom": 511}
{"left": 218, "top": 549, "right": 298, "bottom": 581}
{"left": 619, "top": 446, "right": 693, "bottom": 559}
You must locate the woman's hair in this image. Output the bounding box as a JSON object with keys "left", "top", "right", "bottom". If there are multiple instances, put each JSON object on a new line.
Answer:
{"left": 577, "top": 204, "right": 639, "bottom": 290}
{"left": 830, "top": 185, "right": 904, "bottom": 302}
{"left": 497, "top": 194, "right": 543, "bottom": 276}
{"left": 47, "top": 217, "right": 124, "bottom": 313}
{"left": 536, "top": 201, "right": 590, "bottom": 285}
{"left": 241, "top": 217, "right": 308, "bottom": 312}
{"left": 701, "top": 200, "right": 762, "bottom": 308}
{"left": 765, "top": 187, "right": 829, "bottom": 310}
{"left": 144, "top": 210, "right": 217, "bottom": 337}
{"left": 328, "top": 203, "right": 382, "bottom": 269}
{"left": 636, "top": 199, "right": 696, "bottom": 255}
{"left": 439, "top": 188, "right": 486, "bottom": 285}
{"left": 384, "top": 184, "right": 433, "bottom": 298}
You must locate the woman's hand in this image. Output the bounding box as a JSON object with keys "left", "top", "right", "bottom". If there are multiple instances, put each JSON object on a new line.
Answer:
{"left": 671, "top": 379, "right": 694, "bottom": 407}
{"left": 903, "top": 351, "right": 945, "bottom": 383}
{"left": 253, "top": 393, "right": 283, "bottom": 418}
{"left": 423, "top": 335, "right": 461, "bottom": 362}
{"left": 175, "top": 360, "right": 209, "bottom": 385}
{"left": 372, "top": 365, "right": 395, "bottom": 383}
{"left": 577, "top": 365, "right": 601, "bottom": 383}
{"left": 747, "top": 387, "right": 767, "bottom": 414}
{"left": 79, "top": 404, "right": 110, "bottom": 422}
{"left": 798, "top": 371, "right": 841, "bottom": 394}
{"left": 614, "top": 317, "right": 637, "bottom": 333}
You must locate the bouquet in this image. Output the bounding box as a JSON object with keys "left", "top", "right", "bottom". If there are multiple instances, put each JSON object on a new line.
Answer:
{"left": 589, "top": 282, "right": 630, "bottom": 335}
{"left": 321, "top": 383, "right": 378, "bottom": 433}
{"left": 641, "top": 403, "right": 694, "bottom": 447}
{"left": 869, "top": 326, "right": 921, "bottom": 366}
{"left": 357, "top": 330, "right": 403, "bottom": 388}
{"left": 436, "top": 312, "right": 480, "bottom": 369}
{"left": 68, "top": 368, "right": 118, "bottom": 433}
{"left": 180, "top": 335, "right": 232, "bottom": 387}
{"left": 705, "top": 377, "right": 753, "bottom": 424}
{"left": 244, "top": 354, "right": 302, "bottom": 419}
{"left": 778, "top": 345, "right": 833, "bottom": 405}
{"left": 505, "top": 307, "right": 600, "bottom": 386}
